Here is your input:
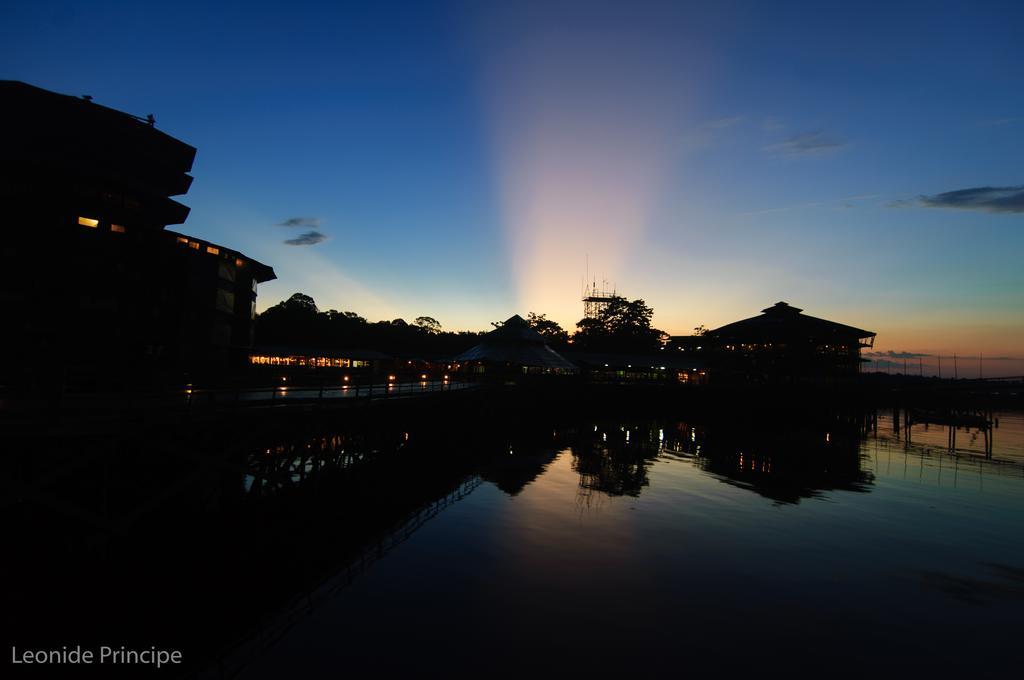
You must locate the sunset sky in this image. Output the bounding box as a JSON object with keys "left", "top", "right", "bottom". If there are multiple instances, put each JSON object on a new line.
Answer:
{"left": 5, "top": 1, "right": 1022, "bottom": 374}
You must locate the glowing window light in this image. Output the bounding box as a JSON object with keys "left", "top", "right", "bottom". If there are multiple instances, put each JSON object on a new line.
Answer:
{"left": 176, "top": 236, "right": 188, "bottom": 244}
{"left": 189, "top": 241, "right": 200, "bottom": 250}
{"left": 78, "top": 216, "right": 99, "bottom": 227}
{"left": 235, "top": 258, "right": 244, "bottom": 267}
{"left": 206, "top": 246, "right": 220, "bottom": 255}
{"left": 111, "top": 223, "right": 126, "bottom": 233}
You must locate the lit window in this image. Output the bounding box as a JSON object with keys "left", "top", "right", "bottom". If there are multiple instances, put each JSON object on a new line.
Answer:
{"left": 206, "top": 246, "right": 220, "bottom": 255}
{"left": 111, "top": 224, "right": 126, "bottom": 233}
{"left": 176, "top": 236, "right": 188, "bottom": 244}
{"left": 235, "top": 258, "right": 244, "bottom": 267}
{"left": 189, "top": 241, "right": 200, "bottom": 250}
{"left": 78, "top": 217, "right": 99, "bottom": 228}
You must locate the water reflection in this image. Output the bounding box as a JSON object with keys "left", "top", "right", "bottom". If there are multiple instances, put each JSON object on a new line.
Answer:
{"left": 476, "top": 410, "right": 1020, "bottom": 511}
{"left": 238, "top": 408, "right": 1024, "bottom": 679}
{"left": 557, "top": 416, "right": 874, "bottom": 506}
{"left": 480, "top": 444, "right": 559, "bottom": 496}
{"left": 6, "top": 405, "right": 1024, "bottom": 679}
{"left": 571, "top": 425, "right": 658, "bottom": 499}
{"left": 684, "top": 418, "right": 874, "bottom": 504}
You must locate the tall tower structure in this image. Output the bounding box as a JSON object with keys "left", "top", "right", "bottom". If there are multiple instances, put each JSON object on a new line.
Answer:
{"left": 582, "top": 280, "right": 617, "bottom": 319}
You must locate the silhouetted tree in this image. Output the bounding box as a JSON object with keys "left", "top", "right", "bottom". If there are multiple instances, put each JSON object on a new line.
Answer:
{"left": 284, "top": 293, "right": 317, "bottom": 313}
{"left": 527, "top": 312, "right": 569, "bottom": 347}
{"left": 254, "top": 292, "right": 486, "bottom": 357}
{"left": 572, "top": 296, "right": 665, "bottom": 352}
{"left": 255, "top": 293, "right": 322, "bottom": 345}
{"left": 414, "top": 316, "right": 442, "bottom": 333}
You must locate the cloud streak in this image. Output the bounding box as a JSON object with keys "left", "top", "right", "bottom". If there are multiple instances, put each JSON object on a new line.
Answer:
{"left": 283, "top": 230, "right": 328, "bottom": 246}
{"left": 738, "top": 193, "right": 877, "bottom": 217}
{"left": 919, "top": 186, "right": 1024, "bottom": 214}
{"left": 865, "top": 350, "right": 930, "bottom": 359}
{"left": 763, "top": 130, "right": 846, "bottom": 157}
{"left": 680, "top": 115, "right": 744, "bottom": 151}
{"left": 978, "top": 116, "right": 1020, "bottom": 127}
{"left": 865, "top": 351, "right": 1018, "bottom": 361}
{"left": 277, "top": 216, "right": 322, "bottom": 228}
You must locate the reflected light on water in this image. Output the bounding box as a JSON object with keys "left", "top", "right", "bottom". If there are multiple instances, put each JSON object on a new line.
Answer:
{"left": 243, "top": 408, "right": 1024, "bottom": 677}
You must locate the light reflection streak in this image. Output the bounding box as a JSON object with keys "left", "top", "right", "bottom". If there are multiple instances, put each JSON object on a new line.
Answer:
{"left": 478, "top": 5, "right": 710, "bottom": 325}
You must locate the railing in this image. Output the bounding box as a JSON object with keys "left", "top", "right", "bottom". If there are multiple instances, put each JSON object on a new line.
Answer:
{"left": 207, "top": 475, "right": 484, "bottom": 679}
{"left": 0, "top": 376, "right": 483, "bottom": 433}
{"left": 183, "top": 376, "right": 479, "bottom": 409}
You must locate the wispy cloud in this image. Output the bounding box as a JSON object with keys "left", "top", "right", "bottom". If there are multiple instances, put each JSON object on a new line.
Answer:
{"left": 277, "top": 216, "right": 322, "bottom": 228}
{"left": 739, "top": 193, "right": 877, "bottom": 217}
{"left": 865, "top": 350, "right": 930, "bottom": 359}
{"left": 978, "top": 116, "right": 1020, "bottom": 127}
{"left": 703, "top": 115, "right": 744, "bottom": 130}
{"left": 919, "top": 186, "right": 1024, "bottom": 214}
{"left": 680, "top": 115, "right": 743, "bottom": 151}
{"left": 763, "top": 130, "right": 847, "bottom": 157}
{"left": 866, "top": 350, "right": 1018, "bottom": 361}
{"left": 283, "top": 230, "right": 328, "bottom": 246}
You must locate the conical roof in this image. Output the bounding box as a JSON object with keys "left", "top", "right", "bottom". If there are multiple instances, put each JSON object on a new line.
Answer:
{"left": 482, "top": 315, "right": 546, "bottom": 343}
{"left": 708, "top": 302, "right": 875, "bottom": 342}
{"left": 454, "top": 315, "right": 577, "bottom": 369}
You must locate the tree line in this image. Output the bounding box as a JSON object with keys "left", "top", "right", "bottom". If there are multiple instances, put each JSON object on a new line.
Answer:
{"left": 255, "top": 293, "right": 668, "bottom": 357}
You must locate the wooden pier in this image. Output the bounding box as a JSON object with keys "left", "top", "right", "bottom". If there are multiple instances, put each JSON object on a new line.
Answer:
{"left": 894, "top": 406, "right": 995, "bottom": 456}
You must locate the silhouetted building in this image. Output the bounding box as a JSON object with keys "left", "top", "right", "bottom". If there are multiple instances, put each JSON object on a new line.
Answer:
{"left": 455, "top": 315, "right": 577, "bottom": 377}
{"left": 250, "top": 346, "right": 390, "bottom": 374}
{"left": 700, "top": 302, "right": 875, "bottom": 383}
{"left": 0, "top": 81, "right": 275, "bottom": 391}
{"left": 563, "top": 351, "right": 707, "bottom": 384}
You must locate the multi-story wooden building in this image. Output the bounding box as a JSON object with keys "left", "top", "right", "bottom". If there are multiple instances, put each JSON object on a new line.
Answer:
{"left": 700, "top": 302, "right": 876, "bottom": 384}
{"left": 0, "top": 81, "right": 275, "bottom": 391}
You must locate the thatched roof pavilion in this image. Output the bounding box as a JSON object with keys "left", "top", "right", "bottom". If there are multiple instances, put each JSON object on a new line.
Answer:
{"left": 455, "top": 315, "right": 577, "bottom": 370}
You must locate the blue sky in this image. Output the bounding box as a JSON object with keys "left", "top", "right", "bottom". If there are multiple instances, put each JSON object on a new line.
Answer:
{"left": 4, "top": 0, "right": 1023, "bottom": 374}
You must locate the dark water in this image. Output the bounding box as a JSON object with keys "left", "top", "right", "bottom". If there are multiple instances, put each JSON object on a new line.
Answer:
{"left": 5, "top": 404, "right": 1023, "bottom": 679}
{"left": 232, "top": 410, "right": 1024, "bottom": 679}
